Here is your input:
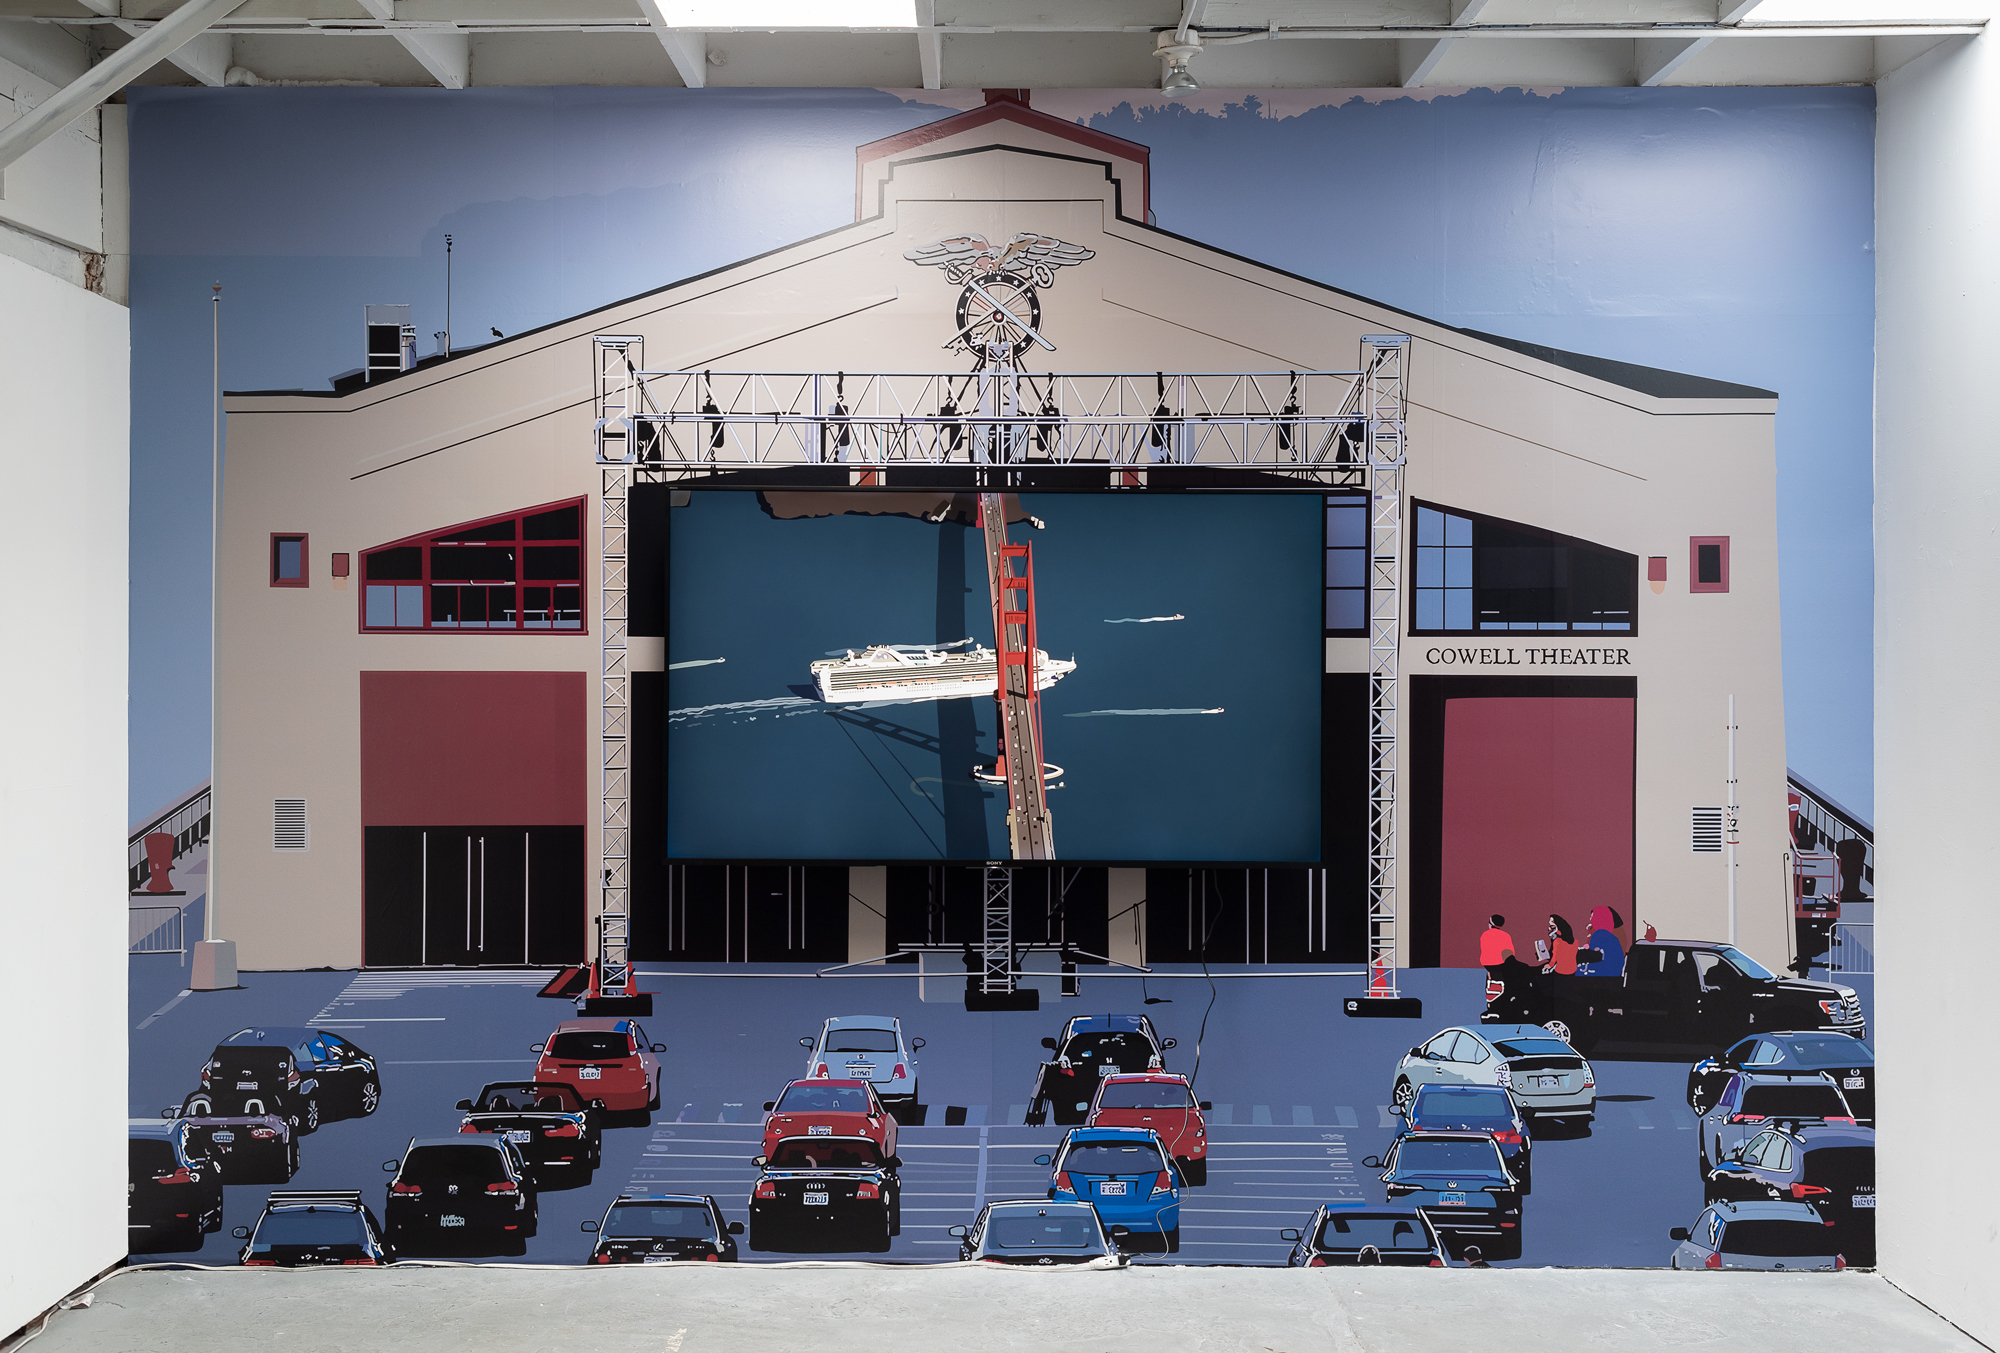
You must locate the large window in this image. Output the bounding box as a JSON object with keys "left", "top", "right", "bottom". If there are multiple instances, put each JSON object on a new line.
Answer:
{"left": 361, "top": 499, "right": 586, "bottom": 633}
{"left": 1324, "top": 494, "right": 1367, "bottom": 634}
{"left": 1412, "top": 503, "right": 1636, "bottom": 634}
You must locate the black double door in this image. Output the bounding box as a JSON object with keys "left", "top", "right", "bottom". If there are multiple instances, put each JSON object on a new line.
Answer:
{"left": 364, "top": 825, "right": 585, "bottom": 967}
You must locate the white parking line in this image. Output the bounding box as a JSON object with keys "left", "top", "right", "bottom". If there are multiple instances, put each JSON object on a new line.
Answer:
{"left": 382, "top": 1058, "right": 535, "bottom": 1065}
{"left": 137, "top": 989, "right": 192, "bottom": 1030}
{"left": 320, "top": 1018, "right": 447, "bottom": 1023}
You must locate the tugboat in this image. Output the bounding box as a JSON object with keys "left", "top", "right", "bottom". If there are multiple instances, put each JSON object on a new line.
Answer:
{"left": 810, "top": 644, "right": 1076, "bottom": 703}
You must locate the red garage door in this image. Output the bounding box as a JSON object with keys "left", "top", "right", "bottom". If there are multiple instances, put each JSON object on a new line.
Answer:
{"left": 1438, "top": 696, "right": 1634, "bottom": 969}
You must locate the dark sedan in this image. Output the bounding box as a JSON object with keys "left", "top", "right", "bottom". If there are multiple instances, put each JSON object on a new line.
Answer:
{"left": 128, "top": 1121, "right": 224, "bottom": 1255}
{"left": 584, "top": 1194, "right": 742, "bottom": 1263}
{"left": 455, "top": 1082, "right": 604, "bottom": 1183}
{"left": 164, "top": 1091, "right": 297, "bottom": 1183}
{"left": 1281, "top": 1206, "right": 1447, "bottom": 1267}
{"left": 1364, "top": 1132, "right": 1522, "bottom": 1261}
{"left": 234, "top": 1190, "right": 393, "bottom": 1267}
{"left": 1704, "top": 1123, "right": 1875, "bottom": 1265}
{"left": 748, "top": 1136, "right": 901, "bottom": 1253}
{"left": 1688, "top": 1033, "right": 1874, "bottom": 1122}
{"left": 950, "top": 1201, "right": 1128, "bottom": 1266}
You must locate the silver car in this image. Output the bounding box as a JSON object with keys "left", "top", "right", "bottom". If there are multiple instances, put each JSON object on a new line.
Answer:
{"left": 1391, "top": 1024, "right": 1594, "bottom": 1123}
{"left": 1669, "top": 1199, "right": 1846, "bottom": 1270}
{"left": 801, "top": 1016, "right": 923, "bottom": 1113}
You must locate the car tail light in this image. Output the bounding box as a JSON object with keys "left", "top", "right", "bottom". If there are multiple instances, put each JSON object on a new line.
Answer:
{"left": 815, "top": 1065, "right": 829, "bottom": 1078}
{"left": 341, "top": 1259, "right": 379, "bottom": 1266}
{"left": 1791, "top": 1184, "right": 1831, "bottom": 1199}
{"left": 705, "top": 1254, "right": 718, "bottom": 1262}
{"left": 1500, "top": 1222, "right": 1516, "bottom": 1228}
{"left": 545, "top": 1123, "right": 581, "bottom": 1137}
{"left": 892, "top": 1064, "right": 908, "bottom": 1080}
{"left": 596, "top": 1254, "right": 611, "bottom": 1264}
{"left": 1053, "top": 1172, "right": 1075, "bottom": 1195}
{"left": 1491, "top": 1129, "right": 1523, "bottom": 1144}
{"left": 1582, "top": 1076, "right": 1595, "bottom": 1090}
{"left": 1705, "top": 1252, "right": 1722, "bottom": 1269}
{"left": 856, "top": 1183, "right": 880, "bottom": 1199}
{"left": 1825, "top": 1117, "right": 1856, "bottom": 1125}
{"left": 390, "top": 1182, "right": 422, "bottom": 1194}
{"left": 755, "top": 1181, "right": 778, "bottom": 1199}
{"left": 154, "top": 1167, "right": 194, "bottom": 1185}
{"left": 1835, "top": 1254, "right": 1846, "bottom": 1270}
{"left": 1309, "top": 1256, "right": 1327, "bottom": 1267}
{"left": 1151, "top": 1171, "right": 1174, "bottom": 1197}
{"left": 1730, "top": 1114, "right": 1767, "bottom": 1124}
{"left": 250, "top": 1128, "right": 277, "bottom": 1140}
{"left": 1430, "top": 1259, "right": 1444, "bottom": 1267}
{"left": 1485, "top": 980, "right": 1503, "bottom": 1001}
{"left": 459, "top": 1123, "right": 481, "bottom": 1134}
{"left": 486, "top": 1180, "right": 519, "bottom": 1193}
{"left": 244, "top": 1259, "right": 276, "bottom": 1267}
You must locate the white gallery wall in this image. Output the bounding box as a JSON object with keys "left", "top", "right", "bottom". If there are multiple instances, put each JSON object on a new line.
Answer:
{"left": 1876, "top": 16, "right": 2000, "bottom": 1349}
{"left": 0, "top": 252, "right": 130, "bottom": 1335}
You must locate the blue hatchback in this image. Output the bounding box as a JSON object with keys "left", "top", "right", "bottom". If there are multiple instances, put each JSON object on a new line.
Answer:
{"left": 1038, "top": 1128, "right": 1181, "bottom": 1253}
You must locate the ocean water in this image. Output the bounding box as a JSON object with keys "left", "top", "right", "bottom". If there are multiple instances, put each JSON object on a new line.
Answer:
{"left": 666, "top": 491, "right": 1321, "bottom": 862}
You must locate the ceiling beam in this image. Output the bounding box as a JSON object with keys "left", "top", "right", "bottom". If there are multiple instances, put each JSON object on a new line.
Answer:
{"left": 915, "top": 0, "right": 940, "bottom": 89}
{"left": 114, "top": 23, "right": 233, "bottom": 87}
{"left": 1399, "top": 37, "right": 1453, "bottom": 86}
{"left": 1637, "top": 34, "right": 1713, "bottom": 84}
{"left": 635, "top": 0, "right": 707, "bottom": 88}
{"left": 1721, "top": 0, "right": 1770, "bottom": 20}
{"left": 0, "top": 0, "right": 246, "bottom": 175}
{"left": 352, "top": 1, "right": 468, "bottom": 88}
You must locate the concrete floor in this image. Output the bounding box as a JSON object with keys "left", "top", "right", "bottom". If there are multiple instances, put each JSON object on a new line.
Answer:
{"left": 25, "top": 1266, "right": 1983, "bottom": 1353}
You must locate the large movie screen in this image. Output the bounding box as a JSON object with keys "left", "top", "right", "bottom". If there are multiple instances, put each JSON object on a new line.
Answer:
{"left": 666, "top": 490, "right": 1322, "bottom": 861}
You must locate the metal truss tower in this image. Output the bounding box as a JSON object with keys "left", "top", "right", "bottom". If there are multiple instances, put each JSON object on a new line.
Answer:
{"left": 1362, "top": 336, "right": 1410, "bottom": 1002}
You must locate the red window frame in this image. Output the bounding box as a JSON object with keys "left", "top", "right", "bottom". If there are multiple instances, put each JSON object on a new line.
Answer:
{"left": 358, "top": 498, "right": 587, "bottom": 635}
{"left": 271, "top": 533, "right": 309, "bottom": 588}
{"left": 1689, "top": 536, "right": 1731, "bottom": 594}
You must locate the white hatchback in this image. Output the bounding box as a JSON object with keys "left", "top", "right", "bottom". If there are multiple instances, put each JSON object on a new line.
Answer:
{"left": 801, "top": 1016, "right": 923, "bottom": 1112}
{"left": 1391, "top": 1024, "right": 1594, "bottom": 1124}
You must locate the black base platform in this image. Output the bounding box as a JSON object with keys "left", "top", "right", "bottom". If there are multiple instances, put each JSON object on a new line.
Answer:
{"left": 1344, "top": 995, "right": 1424, "bottom": 1018}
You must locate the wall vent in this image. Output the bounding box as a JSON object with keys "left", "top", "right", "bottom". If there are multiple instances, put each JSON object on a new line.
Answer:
{"left": 274, "top": 798, "right": 309, "bottom": 851}
{"left": 1690, "top": 806, "right": 1724, "bottom": 853}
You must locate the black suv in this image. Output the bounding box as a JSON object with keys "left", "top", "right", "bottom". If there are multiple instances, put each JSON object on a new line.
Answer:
{"left": 128, "top": 1121, "right": 224, "bottom": 1254}
{"left": 1025, "top": 1014, "right": 1176, "bottom": 1126}
{"left": 234, "top": 1190, "right": 393, "bottom": 1266}
{"left": 199, "top": 1027, "right": 381, "bottom": 1136}
{"left": 383, "top": 1136, "right": 538, "bottom": 1255}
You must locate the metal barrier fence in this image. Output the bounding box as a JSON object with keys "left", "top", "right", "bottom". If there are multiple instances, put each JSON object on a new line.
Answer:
{"left": 130, "top": 905, "right": 184, "bottom": 955}
{"left": 1828, "top": 921, "right": 1873, "bottom": 976}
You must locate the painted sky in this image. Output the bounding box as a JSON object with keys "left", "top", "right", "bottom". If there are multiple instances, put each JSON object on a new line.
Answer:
{"left": 126, "top": 83, "right": 1874, "bottom": 824}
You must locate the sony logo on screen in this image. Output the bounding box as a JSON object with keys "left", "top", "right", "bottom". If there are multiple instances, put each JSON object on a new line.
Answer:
{"left": 1420, "top": 646, "right": 1633, "bottom": 667}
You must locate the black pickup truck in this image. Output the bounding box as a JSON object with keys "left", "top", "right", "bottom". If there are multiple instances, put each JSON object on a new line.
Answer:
{"left": 1481, "top": 938, "right": 1865, "bottom": 1054}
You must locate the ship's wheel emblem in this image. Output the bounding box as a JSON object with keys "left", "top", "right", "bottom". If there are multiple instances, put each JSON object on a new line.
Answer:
{"left": 904, "top": 232, "right": 1094, "bottom": 362}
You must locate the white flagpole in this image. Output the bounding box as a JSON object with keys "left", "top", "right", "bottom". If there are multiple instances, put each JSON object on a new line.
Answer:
{"left": 1726, "top": 694, "right": 1739, "bottom": 948}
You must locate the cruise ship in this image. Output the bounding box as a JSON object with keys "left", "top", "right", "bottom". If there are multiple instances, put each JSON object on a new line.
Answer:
{"left": 810, "top": 644, "right": 1077, "bottom": 703}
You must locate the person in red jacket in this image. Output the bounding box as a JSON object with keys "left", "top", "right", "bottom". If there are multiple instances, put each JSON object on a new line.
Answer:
{"left": 1478, "top": 914, "right": 1517, "bottom": 967}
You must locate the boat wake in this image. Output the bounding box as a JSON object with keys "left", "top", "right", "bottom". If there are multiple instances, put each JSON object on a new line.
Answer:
{"left": 1065, "top": 707, "right": 1224, "bottom": 717}
{"left": 671, "top": 693, "right": 945, "bottom": 725}
{"left": 1103, "top": 614, "right": 1185, "bottom": 624}
{"left": 668, "top": 657, "right": 727, "bottom": 670}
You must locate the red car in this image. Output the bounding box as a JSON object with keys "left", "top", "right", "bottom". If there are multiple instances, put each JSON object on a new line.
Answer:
{"left": 532, "top": 1018, "right": 663, "bottom": 1115}
{"left": 1086, "top": 1073, "right": 1212, "bottom": 1185}
{"left": 760, "top": 1079, "right": 899, "bottom": 1160}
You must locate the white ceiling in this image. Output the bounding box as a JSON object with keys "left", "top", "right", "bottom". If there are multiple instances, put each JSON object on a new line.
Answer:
{"left": 4, "top": 1, "right": 1985, "bottom": 94}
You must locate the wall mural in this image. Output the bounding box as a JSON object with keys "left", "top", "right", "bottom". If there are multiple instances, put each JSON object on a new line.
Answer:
{"left": 127, "top": 85, "right": 1874, "bottom": 1273}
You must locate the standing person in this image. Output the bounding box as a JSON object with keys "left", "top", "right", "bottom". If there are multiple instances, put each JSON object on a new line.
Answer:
{"left": 1541, "top": 914, "right": 1577, "bottom": 975}
{"left": 1578, "top": 905, "right": 1627, "bottom": 977}
{"left": 1478, "top": 914, "right": 1516, "bottom": 968}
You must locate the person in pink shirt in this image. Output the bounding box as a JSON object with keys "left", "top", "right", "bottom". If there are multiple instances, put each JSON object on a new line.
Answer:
{"left": 1478, "top": 914, "right": 1516, "bottom": 967}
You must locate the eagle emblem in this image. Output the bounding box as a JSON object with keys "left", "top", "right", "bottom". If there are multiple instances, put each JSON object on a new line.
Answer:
{"left": 904, "top": 232, "right": 1095, "bottom": 363}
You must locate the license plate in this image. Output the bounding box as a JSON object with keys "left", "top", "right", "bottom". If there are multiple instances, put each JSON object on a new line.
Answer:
{"left": 847, "top": 1064, "right": 876, "bottom": 1077}
{"left": 579, "top": 1067, "right": 602, "bottom": 1080}
{"left": 1852, "top": 1194, "right": 1876, "bottom": 1209}
{"left": 1533, "top": 1076, "right": 1563, "bottom": 1089}
{"left": 212, "top": 1131, "right": 235, "bottom": 1143}
{"left": 808, "top": 1124, "right": 832, "bottom": 1136}
{"left": 505, "top": 1130, "right": 532, "bottom": 1143}
{"left": 642, "top": 1254, "right": 675, "bottom": 1264}
{"left": 1099, "top": 1066, "right": 1121, "bottom": 1076}
{"left": 1438, "top": 1193, "right": 1468, "bottom": 1207}
{"left": 1843, "top": 1076, "right": 1865, "bottom": 1090}
{"left": 439, "top": 1215, "right": 465, "bottom": 1227}
{"left": 804, "top": 1192, "right": 829, "bottom": 1206}
{"left": 236, "top": 1082, "right": 258, "bottom": 1090}
{"left": 1099, "top": 1181, "right": 1128, "bottom": 1196}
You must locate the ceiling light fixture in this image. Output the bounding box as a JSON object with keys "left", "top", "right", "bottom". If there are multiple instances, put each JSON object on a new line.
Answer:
{"left": 1155, "top": 30, "right": 1202, "bottom": 97}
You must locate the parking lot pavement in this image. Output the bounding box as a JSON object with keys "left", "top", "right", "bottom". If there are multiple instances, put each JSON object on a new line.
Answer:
{"left": 126, "top": 958, "right": 1874, "bottom": 1268}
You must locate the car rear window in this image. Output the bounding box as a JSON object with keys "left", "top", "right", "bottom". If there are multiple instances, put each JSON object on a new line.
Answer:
{"left": 825, "top": 1029, "right": 899, "bottom": 1054}
{"left": 1781, "top": 1038, "right": 1872, "bottom": 1070}
{"left": 1097, "top": 1081, "right": 1192, "bottom": 1110}
{"left": 769, "top": 1139, "right": 884, "bottom": 1169}
{"left": 1801, "top": 1146, "right": 1874, "bottom": 1189}
{"left": 1061, "top": 1141, "right": 1168, "bottom": 1175}
{"left": 251, "top": 1210, "right": 366, "bottom": 1249}
{"left": 1741, "top": 1084, "right": 1848, "bottom": 1118}
{"left": 1412, "top": 1088, "right": 1515, "bottom": 1130}
{"left": 403, "top": 1145, "right": 509, "bottom": 1181}
{"left": 129, "top": 1140, "right": 179, "bottom": 1175}
{"left": 1317, "top": 1216, "right": 1432, "bottom": 1251}
{"left": 603, "top": 1204, "right": 715, "bottom": 1240}
{"left": 1721, "top": 1220, "right": 1835, "bottom": 1257}
{"left": 1065, "top": 1033, "right": 1151, "bottom": 1063}
{"left": 988, "top": 1213, "right": 1100, "bottom": 1250}
{"left": 1394, "top": 1139, "right": 1502, "bottom": 1176}
{"left": 777, "top": 1085, "right": 871, "bottom": 1113}
{"left": 1491, "top": 1038, "right": 1574, "bottom": 1059}
{"left": 548, "top": 1031, "right": 632, "bottom": 1060}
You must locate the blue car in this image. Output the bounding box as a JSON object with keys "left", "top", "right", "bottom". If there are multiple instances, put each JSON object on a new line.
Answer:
{"left": 1037, "top": 1127, "right": 1180, "bottom": 1253}
{"left": 1402, "top": 1083, "right": 1532, "bottom": 1193}
{"left": 1363, "top": 1131, "right": 1522, "bottom": 1262}
{"left": 1687, "top": 1033, "right": 1874, "bottom": 1123}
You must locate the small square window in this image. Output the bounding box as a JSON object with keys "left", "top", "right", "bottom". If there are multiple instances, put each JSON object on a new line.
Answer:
{"left": 330, "top": 553, "right": 351, "bottom": 579}
{"left": 1690, "top": 536, "right": 1730, "bottom": 593}
{"left": 271, "top": 533, "right": 309, "bottom": 588}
